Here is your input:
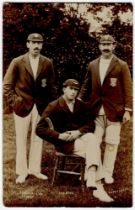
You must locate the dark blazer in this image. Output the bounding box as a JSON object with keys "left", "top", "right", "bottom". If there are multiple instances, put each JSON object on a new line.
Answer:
{"left": 36, "top": 96, "right": 95, "bottom": 154}
{"left": 3, "top": 53, "right": 58, "bottom": 117}
{"left": 78, "top": 55, "right": 132, "bottom": 122}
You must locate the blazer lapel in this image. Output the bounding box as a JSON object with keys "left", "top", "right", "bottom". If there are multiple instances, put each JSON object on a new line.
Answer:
{"left": 59, "top": 96, "right": 73, "bottom": 113}
{"left": 94, "top": 58, "right": 101, "bottom": 86}
{"left": 36, "top": 55, "right": 44, "bottom": 78}
{"left": 23, "top": 53, "right": 34, "bottom": 78}
{"left": 23, "top": 53, "right": 44, "bottom": 79}
{"left": 105, "top": 55, "right": 118, "bottom": 77}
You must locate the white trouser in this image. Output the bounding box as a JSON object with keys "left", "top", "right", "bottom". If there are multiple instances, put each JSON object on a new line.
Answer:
{"left": 73, "top": 133, "right": 103, "bottom": 181}
{"left": 94, "top": 115, "right": 121, "bottom": 177}
{"left": 14, "top": 105, "right": 43, "bottom": 176}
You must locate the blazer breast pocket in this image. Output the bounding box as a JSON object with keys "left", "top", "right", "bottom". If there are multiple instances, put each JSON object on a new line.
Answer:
{"left": 109, "top": 77, "right": 118, "bottom": 87}
{"left": 41, "top": 78, "right": 47, "bottom": 88}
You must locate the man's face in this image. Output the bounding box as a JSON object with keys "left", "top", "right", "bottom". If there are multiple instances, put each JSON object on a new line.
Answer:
{"left": 99, "top": 43, "right": 115, "bottom": 58}
{"left": 27, "top": 40, "right": 43, "bottom": 56}
{"left": 63, "top": 86, "right": 78, "bottom": 101}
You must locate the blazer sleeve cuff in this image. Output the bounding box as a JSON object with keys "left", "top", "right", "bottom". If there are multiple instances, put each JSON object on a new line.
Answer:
{"left": 125, "top": 107, "right": 132, "bottom": 112}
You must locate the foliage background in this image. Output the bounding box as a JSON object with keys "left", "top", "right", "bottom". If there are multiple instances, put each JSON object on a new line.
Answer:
{"left": 3, "top": 2, "right": 132, "bottom": 93}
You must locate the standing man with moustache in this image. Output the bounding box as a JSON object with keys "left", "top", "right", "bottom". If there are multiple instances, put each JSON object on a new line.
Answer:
{"left": 3, "top": 33, "right": 58, "bottom": 184}
{"left": 78, "top": 35, "right": 132, "bottom": 185}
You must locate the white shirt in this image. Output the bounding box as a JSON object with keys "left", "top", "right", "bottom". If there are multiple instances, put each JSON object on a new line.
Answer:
{"left": 29, "top": 55, "right": 39, "bottom": 80}
{"left": 99, "top": 56, "right": 112, "bottom": 85}
{"left": 98, "top": 56, "right": 113, "bottom": 115}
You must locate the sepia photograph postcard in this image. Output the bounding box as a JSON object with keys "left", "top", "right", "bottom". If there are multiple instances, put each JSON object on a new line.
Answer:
{"left": 2, "top": 0, "right": 133, "bottom": 208}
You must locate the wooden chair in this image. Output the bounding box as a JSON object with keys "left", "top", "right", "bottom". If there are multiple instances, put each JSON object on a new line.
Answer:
{"left": 51, "top": 151, "right": 86, "bottom": 192}
{"left": 45, "top": 117, "right": 86, "bottom": 192}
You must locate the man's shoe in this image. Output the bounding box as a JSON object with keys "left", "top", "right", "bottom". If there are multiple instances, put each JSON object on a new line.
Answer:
{"left": 104, "top": 176, "right": 114, "bottom": 184}
{"left": 16, "top": 175, "right": 27, "bottom": 184}
{"left": 31, "top": 173, "right": 48, "bottom": 180}
{"left": 93, "top": 184, "right": 114, "bottom": 202}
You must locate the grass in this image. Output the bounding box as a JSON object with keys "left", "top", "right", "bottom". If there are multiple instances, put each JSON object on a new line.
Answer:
{"left": 3, "top": 114, "right": 133, "bottom": 207}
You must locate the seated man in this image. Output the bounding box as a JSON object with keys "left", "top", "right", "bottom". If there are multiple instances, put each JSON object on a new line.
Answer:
{"left": 36, "top": 79, "right": 113, "bottom": 202}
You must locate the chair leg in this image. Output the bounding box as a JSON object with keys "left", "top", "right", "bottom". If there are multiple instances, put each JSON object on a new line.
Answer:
{"left": 61, "top": 156, "right": 66, "bottom": 170}
{"left": 51, "top": 156, "right": 59, "bottom": 186}
{"left": 80, "top": 160, "right": 85, "bottom": 192}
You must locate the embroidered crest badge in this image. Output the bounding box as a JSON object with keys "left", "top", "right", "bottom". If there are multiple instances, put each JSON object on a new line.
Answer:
{"left": 110, "top": 78, "right": 117, "bottom": 87}
{"left": 41, "top": 79, "right": 47, "bottom": 87}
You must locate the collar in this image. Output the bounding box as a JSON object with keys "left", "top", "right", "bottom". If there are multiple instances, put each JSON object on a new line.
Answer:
{"left": 100, "top": 54, "right": 114, "bottom": 62}
{"left": 28, "top": 53, "right": 40, "bottom": 60}
{"left": 62, "top": 95, "right": 75, "bottom": 105}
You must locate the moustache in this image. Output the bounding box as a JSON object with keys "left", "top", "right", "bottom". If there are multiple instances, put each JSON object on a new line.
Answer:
{"left": 34, "top": 48, "right": 40, "bottom": 51}
{"left": 103, "top": 50, "right": 110, "bottom": 53}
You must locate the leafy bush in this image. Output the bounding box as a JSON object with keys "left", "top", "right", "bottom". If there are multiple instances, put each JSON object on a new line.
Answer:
{"left": 3, "top": 3, "right": 133, "bottom": 92}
